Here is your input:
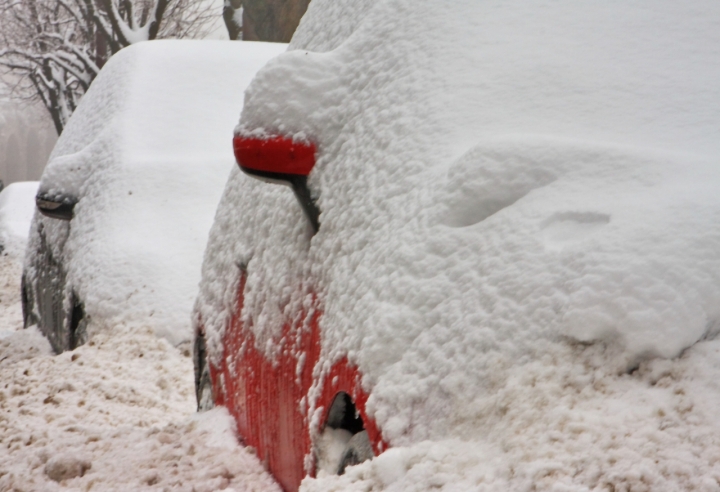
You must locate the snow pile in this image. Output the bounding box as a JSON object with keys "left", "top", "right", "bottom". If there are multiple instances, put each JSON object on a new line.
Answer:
{"left": 0, "top": 181, "right": 38, "bottom": 257}
{"left": 0, "top": 322, "right": 281, "bottom": 492}
{"left": 26, "top": 40, "right": 286, "bottom": 346}
{"left": 195, "top": 0, "right": 720, "bottom": 489}
{"left": 303, "top": 338, "right": 720, "bottom": 491}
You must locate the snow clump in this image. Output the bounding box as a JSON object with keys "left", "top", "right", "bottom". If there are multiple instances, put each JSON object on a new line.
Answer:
{"left": 0, "top": 181, "right": 38, "bottom": 257}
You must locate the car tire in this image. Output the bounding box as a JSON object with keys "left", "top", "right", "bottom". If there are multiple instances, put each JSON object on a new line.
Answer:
{"left": 69, "top": 299, "right": 88, "bottom": 350}
{"left": 337, "top": 430, "right": 374, "bottom": 474}
{"left": 34, "top": 228, "right": 70, "bottom": 353}
{"left": 193, "top": 331, "right": 214, "bottom": 411}
{"left": 21, "top": 273, "right": 38, "bottom": 328}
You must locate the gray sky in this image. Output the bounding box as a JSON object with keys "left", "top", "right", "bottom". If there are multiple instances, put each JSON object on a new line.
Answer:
{"left": 0, "top": 97, "right": 56, "bottom": 186}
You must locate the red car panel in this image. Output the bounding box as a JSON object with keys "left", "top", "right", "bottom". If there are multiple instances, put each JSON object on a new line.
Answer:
{"left": 209, "top": 272, "right": 386, "bottom": 492}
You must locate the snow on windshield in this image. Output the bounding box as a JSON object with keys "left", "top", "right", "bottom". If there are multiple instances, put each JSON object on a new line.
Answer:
{"left": 197, "top": 1, "right": 720, "bottom": 489}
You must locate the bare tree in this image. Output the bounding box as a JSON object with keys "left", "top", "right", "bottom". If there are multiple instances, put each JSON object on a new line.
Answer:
{"left": 0, "top": 0, "right": 218, "bottom": 134}
{"left": 223, "top": 0, "right": 311, "bottom": 43}
{"left": 241, "top": 0, "right": 309, "bottom": 43}
{"left": 0, "top": 0, "right": 98, "bottom": 134}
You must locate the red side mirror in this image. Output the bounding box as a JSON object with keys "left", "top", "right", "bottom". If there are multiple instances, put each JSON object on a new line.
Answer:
{"left": 233, "top": 135, "right": 316, "bottom": 180}
{"left": 233, "top": 134, "right": 320, "bottom": 233}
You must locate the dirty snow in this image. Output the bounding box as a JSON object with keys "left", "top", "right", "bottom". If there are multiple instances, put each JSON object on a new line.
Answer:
{"left": 195, "top": 0, "right": 720, "bottom": 490}
{"left": 0, "top": 254, "right": 280, "bottom": 491}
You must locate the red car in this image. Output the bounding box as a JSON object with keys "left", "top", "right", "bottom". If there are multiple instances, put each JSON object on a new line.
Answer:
{"left": 195, "top": 136, "right": 382, "bottom": 492}
{"left": 194, "top": 2, "right": 720, "bottom": 491}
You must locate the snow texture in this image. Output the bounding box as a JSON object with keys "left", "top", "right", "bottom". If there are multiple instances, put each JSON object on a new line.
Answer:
{"left": 0, "top": 181, "right": 38, "bottom": 257}
{"left": 194, "top": 1, "right": 720, "bottom": 489}
{"left": 0, "top": 262, "right": 281, "bottom": 491}
{"left": 25, "top": 40, "right": 286, "bottom": 346}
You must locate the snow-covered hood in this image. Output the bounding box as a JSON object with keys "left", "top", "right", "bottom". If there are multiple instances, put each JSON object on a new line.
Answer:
{"left": 198, "top": 0, "right": 720, "bottom": 457}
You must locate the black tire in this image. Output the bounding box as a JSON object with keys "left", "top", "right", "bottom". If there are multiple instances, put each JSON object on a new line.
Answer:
{"left": 338, "top": 430, "right": 374, "bottom": 474}
{"left": 34, "top": 225, "right": 70, "bottom": 353}
{"left": 193, "top": 331, "right": 214, "bottom": 411}
{"left": 21, "top": 273, "right": 38, "bottom": 328}
{"left": 69, "top": 299, "right": 88, "bottom": 350}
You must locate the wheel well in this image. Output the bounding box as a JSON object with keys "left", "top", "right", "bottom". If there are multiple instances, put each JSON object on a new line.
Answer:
{"left": 324, "top": 392, "right": 365, "bottom": 435}
{"left": 69, "top": 298, "right": 86, "bottom": 350}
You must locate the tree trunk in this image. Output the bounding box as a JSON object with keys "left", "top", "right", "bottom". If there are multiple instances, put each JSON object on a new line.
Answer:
{"left": 223, "top": 0, "right": 243, "bottom": 40}
{"left": 242, "top": 0, "right": 310, "bottom": 43}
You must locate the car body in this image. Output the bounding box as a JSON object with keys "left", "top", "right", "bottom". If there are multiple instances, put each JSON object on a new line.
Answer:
{"left": 23, "top": 40, "right": 286, "bottom": 353}
{"left": 194, "top": 2, "right": 720, "bottom": 491}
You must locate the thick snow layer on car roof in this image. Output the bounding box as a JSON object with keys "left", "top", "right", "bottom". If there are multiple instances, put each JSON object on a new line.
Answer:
{"left": 26, "top": 40, "right": 286, "bottom": 346}
{"left": 197, "top": 1, "right": 720, "bottom": 488}
{"left": 0, "top": 181, "right": 38, "bottom": 257}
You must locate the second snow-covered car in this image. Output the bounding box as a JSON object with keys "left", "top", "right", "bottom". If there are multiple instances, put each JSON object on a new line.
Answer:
{"left": 23, "top": 40, "right": 286, "bottom": 353}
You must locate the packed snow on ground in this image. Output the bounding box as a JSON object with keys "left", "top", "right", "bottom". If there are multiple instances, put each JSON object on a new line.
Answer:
{"left": 196, "top": 1, "right": 720, "bottom": 490}
{"left": 25, "top": 40, "right": 286, "bottom": 346}
{"left": 0, "top": 242, "right": 280, "bottom": 490}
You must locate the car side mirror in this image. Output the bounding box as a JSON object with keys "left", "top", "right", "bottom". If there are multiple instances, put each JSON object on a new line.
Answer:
{"left": 36, "top": 193, "right": 77, "bottom": 221}
{"left": 233, "top": 135, "right": 320, "bottom": 233}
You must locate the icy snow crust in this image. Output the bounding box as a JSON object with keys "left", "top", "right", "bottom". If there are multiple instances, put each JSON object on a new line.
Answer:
{"left": 25, "top": 40, "right": 286, "bottom": 346}
{"left": 196, "top": 0, "right": 720, "bottom": 488}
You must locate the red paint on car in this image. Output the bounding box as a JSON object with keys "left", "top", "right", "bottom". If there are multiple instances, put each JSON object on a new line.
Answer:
{"left": 209, "top": 273, "right": 385, "bottom": 492}
{"left": 233, "top": 135, "right": 316, "bottom": 176}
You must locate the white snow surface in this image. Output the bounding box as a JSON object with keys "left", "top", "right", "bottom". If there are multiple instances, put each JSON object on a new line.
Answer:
{"left": 26, "top": 40, "right": 286, "bottom": 346}
{"left": 0, "top": 255, "right": 281, "bottom": 491}
{"left": 195, "top": 1, "right": 720, "bottom": 490}
{"left": 0, "top": 181, "right": 38, "bottom": 257}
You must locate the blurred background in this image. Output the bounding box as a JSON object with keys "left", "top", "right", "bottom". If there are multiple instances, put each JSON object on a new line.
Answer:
{"left": 0, "top": 0, "right": 309, "bottom": 186}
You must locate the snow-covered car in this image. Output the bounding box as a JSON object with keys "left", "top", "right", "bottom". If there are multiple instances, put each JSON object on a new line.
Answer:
{"left": 23, "top": 40, "right": 286, "bottom": 353}
{"left": 194, "top": 2, "right": 720, "bottom": 490}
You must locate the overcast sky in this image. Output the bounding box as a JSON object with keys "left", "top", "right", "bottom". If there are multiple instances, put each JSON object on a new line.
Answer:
{"left": 0, "top": 91, "right": 58, "bottom": 186}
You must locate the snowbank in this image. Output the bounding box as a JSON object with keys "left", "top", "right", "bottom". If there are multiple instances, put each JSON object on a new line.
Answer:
{"left": 0, "top": 323, "right": 281, "bottom": 491}
{"left": 25, "top": 40, "right": 286, "bottom": 346}
{"left": 196, "top": 0, "right": 720, "bottom": 489}
{"left": 0, "top": 181, "right": 38, "bottom": 257}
